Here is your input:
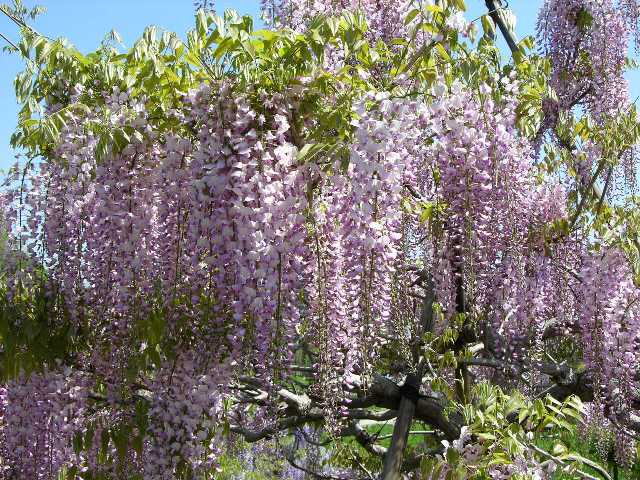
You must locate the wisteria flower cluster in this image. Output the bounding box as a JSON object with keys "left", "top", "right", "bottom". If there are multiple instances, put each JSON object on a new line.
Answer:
{"left": 1, "top": 0, "right": 640, "bottom": 478}
{"left": 537, "top": 0, "right": 632, "bottom": 118}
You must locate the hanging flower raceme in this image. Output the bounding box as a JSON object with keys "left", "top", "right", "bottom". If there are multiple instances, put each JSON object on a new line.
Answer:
{"left": 143, "top": 355, "right": 227, "bottom": 479}
{"left": 0, "top": 78, "right": 318, "bottom": 475}
{"left": 0, "top": 367, "right": 88, "bottom": 479}
{"left": 184, "top": 84, "right": 313, "bottom": 380}
{"left": 420, "top": 78, "right": 579, "bottom": 366}
{"left": 537, "top": 0, "right": 631, "bottom": 119}
{"left": 577, "top": 248, "right": 640, "bottom": 464}
{"left": 11, "top": 87, "right": 164, "bottom": 340}
{"left": 309, "top": 93, "right": 431, "bottom": 413}
{"left": 264, "top": 0, "right": 414, "bottom": 42}
{"left": 579, "top": 249, "right": 640, "bottom": 399}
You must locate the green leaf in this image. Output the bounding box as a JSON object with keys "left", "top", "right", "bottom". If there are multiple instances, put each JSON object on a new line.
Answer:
{"left": 481, "top": 15, "right": 495, "bottom": 37}
{"left": 72, "top": 431, "right": 83, "bottom": 455}
{"left": 405, "top": 8, "right": 420, "bottom": 25}
{"left": 196, "top": 9, "right": 208, "bottom": 38}
{"left": 552, "top": 443, "right": 568, "bottom": 456}
{"left": 576, "top": 7, "right": 593, "bottom": 31}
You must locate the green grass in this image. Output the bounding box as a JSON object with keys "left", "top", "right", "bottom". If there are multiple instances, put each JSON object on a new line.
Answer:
{"left": 212, "top": 424, "right": 640, "bottom": 479}
{"left": 536, "top": 431, "right": 640, "bottom": 480}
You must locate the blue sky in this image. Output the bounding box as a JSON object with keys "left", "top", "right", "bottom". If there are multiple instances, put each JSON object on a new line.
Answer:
{"left": 0, "top": 1, "right": 637, "bottom": 171}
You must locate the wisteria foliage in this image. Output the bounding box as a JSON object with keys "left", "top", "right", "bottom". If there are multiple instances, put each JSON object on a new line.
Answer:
{"left": 2, "top": 0, "right": 640, "bottom": 478}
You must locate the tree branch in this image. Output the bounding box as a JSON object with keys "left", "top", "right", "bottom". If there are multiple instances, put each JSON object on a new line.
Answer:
{"left": 231, "top": 374, "right": 461, "bottom": 446}
{"left": 484, "top": 0, "right": 518, "bottom": 54}
{"left": 0, "top": 31, "right": 17, "bottom": 49}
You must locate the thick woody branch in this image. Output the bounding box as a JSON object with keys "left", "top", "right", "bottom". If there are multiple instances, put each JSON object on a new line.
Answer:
{"left": 231, "top": 414, "right": 323, "bottom": 442}
{"left": 381, "top": 372, "right": 421, "bottom": 480}
{"left": 347, "top": 409, "right": 398, "bottom": 421}
{"left": 346, "top": 422, "right": 388, "bottom": 457}
{"left": 231, "top": 374, "right": 461, "bottom": 446}
{"left": 367, "top": 374, "right": 462, "bottom": 441}
{"left": 485, "top": 0, "right": 518, "bottom": 54}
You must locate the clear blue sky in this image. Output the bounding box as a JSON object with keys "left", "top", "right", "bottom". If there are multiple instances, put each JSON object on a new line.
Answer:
{"left": 0, "top": 1, "right": 638, "bottom": 171}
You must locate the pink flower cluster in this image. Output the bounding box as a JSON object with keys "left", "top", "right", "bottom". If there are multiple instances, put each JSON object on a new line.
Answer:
{"left": 579, "top": 250, "right": 640, "bottom": 399}
{"left": 264, "top": 0, "right": 414, "bottom": 42}
{"left": 185, "top": 84, "right": 313, "bottom": 379}
{"left": 144, "top": 357, "right": 226, "bottom": 478}
{"left": 422, "top": 78, "right": 573, "bottom": 367}
{"left": 1, "top": 80, "right": 315, "bottom": 476}
{"left": 310, "top": 93, "right": 429, "bottom": 404}
{"left": 0, "top": 368, "right": 88, "bottom": 478}
{"left": 537, "top": 0, "right": 631, "bottom": 118}
{"left": 3, "top": 1, "right": 640, "bottom": 475}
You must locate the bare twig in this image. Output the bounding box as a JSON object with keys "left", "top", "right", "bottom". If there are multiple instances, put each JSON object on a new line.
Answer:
{"left": 0, "top": 30, "right": 17, "bottom": 49}
{"left": 376, "top": 430, "right": 435, "bottom": 441}
{"left": 594, "top": 165, "right": 613, "bottom": 218}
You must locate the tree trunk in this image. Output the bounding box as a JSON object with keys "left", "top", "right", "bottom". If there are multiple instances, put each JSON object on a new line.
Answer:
{"left": 380, "top": 373, "right": 421, "bottom": 480}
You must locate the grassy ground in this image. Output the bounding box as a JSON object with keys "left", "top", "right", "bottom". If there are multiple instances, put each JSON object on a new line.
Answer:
{"left": 214, "top": 423, "right": 640, "bottom": 479}
{"left": 536, "top": 432, "right": 640, "bottom": 480}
